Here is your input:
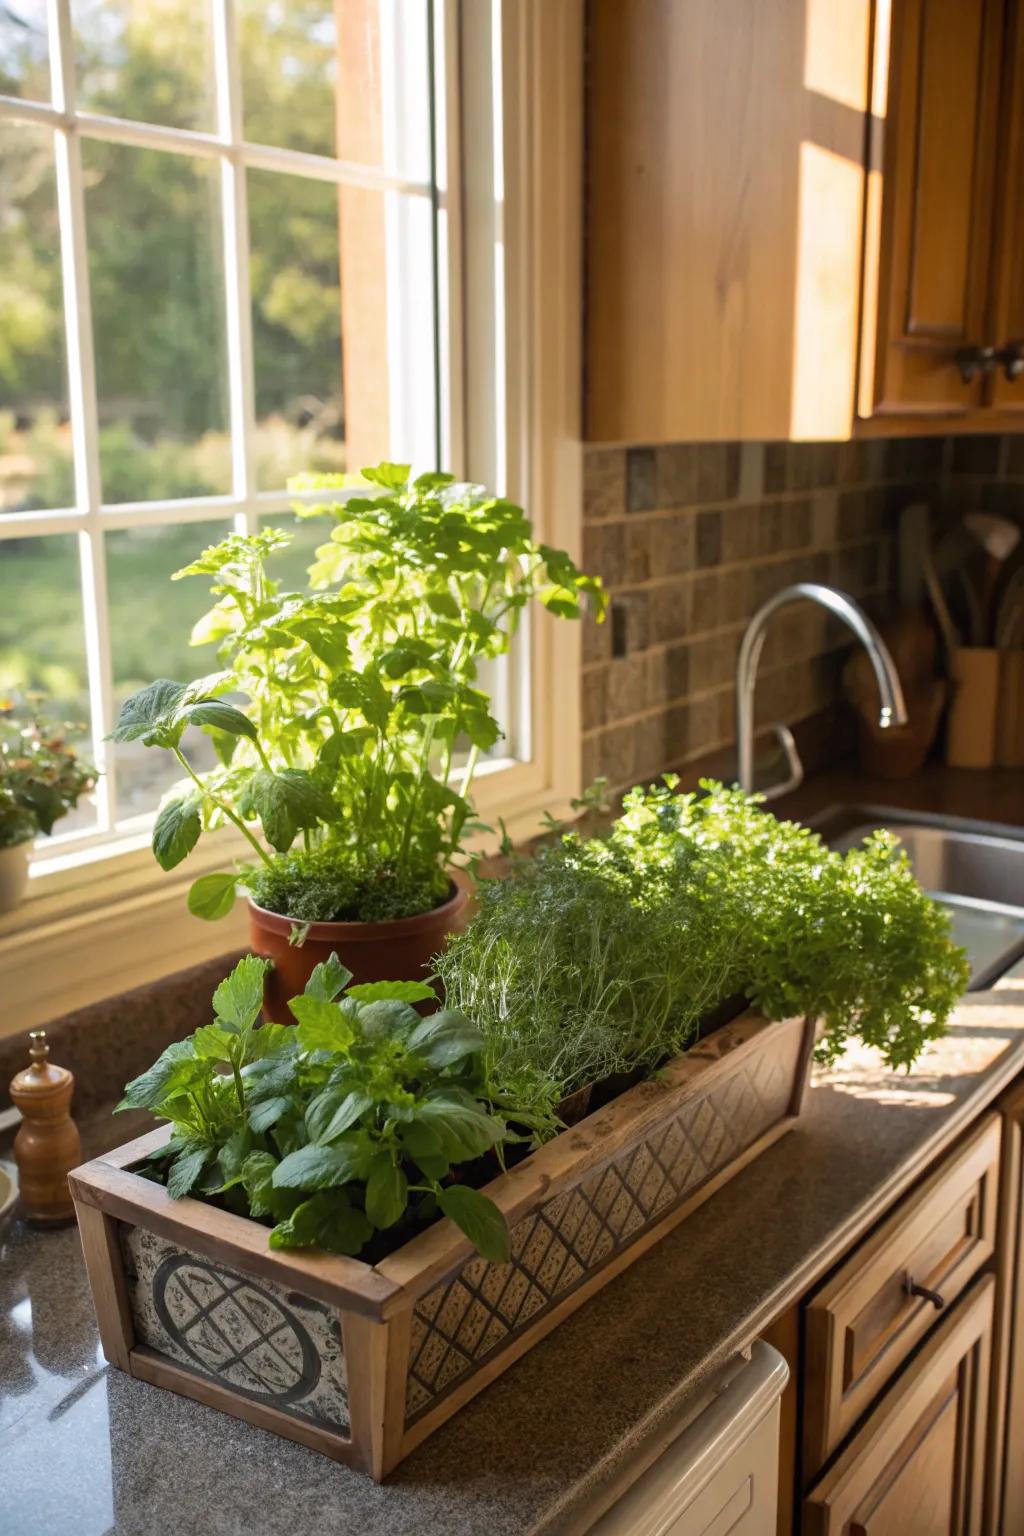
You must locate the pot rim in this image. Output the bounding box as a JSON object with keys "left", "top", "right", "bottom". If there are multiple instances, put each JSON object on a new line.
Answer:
{"left": 247, "top": 871, "right": 468, "bottom": 941}
{"left": 0, "top": 838, "right": 32, "bottom": 856}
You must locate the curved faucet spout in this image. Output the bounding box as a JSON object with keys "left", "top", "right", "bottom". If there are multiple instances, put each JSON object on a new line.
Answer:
{"left": 735, "top": 583, "right": 908, "bottom": 799}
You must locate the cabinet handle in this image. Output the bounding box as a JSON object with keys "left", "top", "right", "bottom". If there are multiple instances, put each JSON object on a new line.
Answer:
{"left": 994, "top": 341, "right": 1024, "bottom": 382}
{"left": 954, "top": 344, "right": 997, "bottom": 383}
{"left": 905, "top": 1277, "right": 945, "bottom": 1310}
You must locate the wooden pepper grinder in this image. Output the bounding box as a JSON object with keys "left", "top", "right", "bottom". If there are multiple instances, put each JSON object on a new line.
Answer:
{"left": 10, "top": 1030, "right": 81, "bottom": 1224}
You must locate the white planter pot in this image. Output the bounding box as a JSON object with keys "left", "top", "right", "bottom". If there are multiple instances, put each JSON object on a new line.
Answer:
{"left": 0, "top": 842, "right": 30, "bottom": 914}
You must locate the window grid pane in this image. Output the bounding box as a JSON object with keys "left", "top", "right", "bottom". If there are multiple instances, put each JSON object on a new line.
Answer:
{"left": 0, "top": 0, "right": 445, "bottom": 848}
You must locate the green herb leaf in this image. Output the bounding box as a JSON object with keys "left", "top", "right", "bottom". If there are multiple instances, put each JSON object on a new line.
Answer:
{"left": 272, "top": 1138, "right": 371, "bottom": 1190}
{"left": 437, "top": 1185, "right": 510, "bottom": 1263}
{"left": 288, "top": 994, "right": 355, "bottom": 1053}
{"left": 407, "top": 1009, "right": 485, "bottom": 1068}
{"left": 118, "top": 1039, "right": 204, "bottom": 1112}
{"left": 365, "top": 1158, "right": 408, "bottom": 1229}
{"left": 346, "top": 979, "right": 437, "bottom": 1004}
{"left": 213, "top": 955, "right": 269, "bottom": 1031}
{"left": 416, "top": 1092, "right": 505, "bottom": 1160}
{"left": 303, "top": 952, "right": 353, "bottom": 1002}
{"left": 248, "top": 1095, "right": 291, "bottom": 1134}
{"left": 187, "top": 871, "right": 239, "bottom": 921}
{"left": 111, "top": 679, "right": 186, "bottom": 744}
{"left": 152, "top": 793, "right": 202, "bottom": 871}
{"left": 166, "top": 1145, "right": 210, "bottom": 1199}
{"left": 183, "top": 700, "right": 258, "bottom": 740}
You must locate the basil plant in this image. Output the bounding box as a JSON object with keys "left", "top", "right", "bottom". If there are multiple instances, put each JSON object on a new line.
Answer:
{"left": 113, "top": 465, "right": 605, "bottom": 925}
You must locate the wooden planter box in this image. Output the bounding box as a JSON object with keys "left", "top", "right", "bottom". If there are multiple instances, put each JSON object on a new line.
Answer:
{"left": 70, "top": 1008, "right": 815, "bottom": 1480}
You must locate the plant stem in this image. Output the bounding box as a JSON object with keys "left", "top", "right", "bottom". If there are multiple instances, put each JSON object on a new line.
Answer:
{"left": 172, "top": 747, "right": 274, "bottom": 868}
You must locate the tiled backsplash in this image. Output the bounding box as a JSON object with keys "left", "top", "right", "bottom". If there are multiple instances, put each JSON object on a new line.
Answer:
{"left": 580, "top": 435, "right": 1024, "bottom": 794}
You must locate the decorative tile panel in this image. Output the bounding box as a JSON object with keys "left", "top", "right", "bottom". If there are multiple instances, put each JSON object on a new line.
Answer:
{"left": 404, "top": 1040, "right": 794, "bottom": 1423}
{"left": 120, "top": 1227, "right": 349, "bottom": 1433}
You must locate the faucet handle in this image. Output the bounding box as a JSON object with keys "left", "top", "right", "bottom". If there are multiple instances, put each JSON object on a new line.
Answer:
{"left": 757, "top": 723, "right": 805, "bottom": 804}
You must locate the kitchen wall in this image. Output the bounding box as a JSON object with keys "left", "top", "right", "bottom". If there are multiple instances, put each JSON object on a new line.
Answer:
{"left": 579, "top": 434, "right": 1024, "bottom": 793}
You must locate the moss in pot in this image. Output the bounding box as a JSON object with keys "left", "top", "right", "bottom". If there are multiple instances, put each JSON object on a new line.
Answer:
{"left": 111, "top": 463, "right": 605, "bottom": 1018}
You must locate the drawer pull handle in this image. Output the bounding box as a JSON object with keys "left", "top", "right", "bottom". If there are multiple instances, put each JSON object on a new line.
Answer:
{"left": 905, "top": 1278, "right": 945, "bottom": 1310}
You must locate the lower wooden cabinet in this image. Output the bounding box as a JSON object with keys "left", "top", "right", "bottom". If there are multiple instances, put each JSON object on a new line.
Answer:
{"left": 991, "top": 1081, "right": 1024, "bottom": 1533}
{"left": 803, "top": 1276, "right": 994, "bottom": 1536}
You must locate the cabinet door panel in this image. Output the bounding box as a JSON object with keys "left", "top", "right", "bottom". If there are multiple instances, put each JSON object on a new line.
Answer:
{"left": 803, "top": 1115, "right": 1000, "bottom": 1476}
{"left": 988, "top": 0, "right": 1024, "bottom": 414}
{"left": 861, "top": 0, "right": 1004, "bottom": 417}
{"left": 803, "top": 1276, "right": 994, "bottom": 1536}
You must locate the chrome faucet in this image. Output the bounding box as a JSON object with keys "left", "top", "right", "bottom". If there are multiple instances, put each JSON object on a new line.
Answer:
{"left": 735, "top": 583, "right": 908, "bottom": 801}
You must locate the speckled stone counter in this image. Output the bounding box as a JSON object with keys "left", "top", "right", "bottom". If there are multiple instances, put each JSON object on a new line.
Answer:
{"left": 4, "top": 975, "right": 1024, "bottom": 1536}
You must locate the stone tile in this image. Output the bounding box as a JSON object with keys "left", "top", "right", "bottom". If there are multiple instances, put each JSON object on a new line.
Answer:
{"left": 581, "top": 667, "right": 608, "bottom": 732}
{"left": 653, "top": 513, "right": 696, "bottom": 575}
{"left": 633, "top": 711, "right": 669, "bottom": 780}
{"left": 763, "top": 442, "right": 789, "bottom": 494}
{"left": 583, "top": 609, "right": 612, "bottom": 665}
{"left": 696, "top": 444, "right": 740, "bottom": 503}
{"left": 837, "top": 488, "right": 868, "bottom": 540}
{"left": 738, "top": 443, "right": 765, "bottom": 501}
{"left": 718, "top": 567, "right": 751, "bottom": 625}
{"left": 783, "top": 498, "right": 812, "bottom": 549}
{"left": 656, "top": 444, "right": 701, "bottom": 507}
{"left": 606, "top": 655, "right": 649, "bottom": 722}
{"left": 812, "top": 442, "right": 838, "bottom": 487}
{"left": 649, "top": 580, "right": 692, "bottom": 645}
{"left": 583, "top": 521, "right": 627, "bottom": 588}
{"left": 627, "top": 447, "right": 658, "bottom": 512}
{"left": 755, "top": 503, "right": 786, "bottom": 557}
{"left": 583, "top": 448, "right": 626, "bottom": 521}
{"left": 836, "top": 438, "right": 867, "bottom": 484}
{"left": 1005, "top": 437, "right": 1024, "bottom": 478}
{"left": 950, "top": 435, "right": 1001, "bottom": 478}
{"left": 789, "top": 443, "right": 818, "bottom": 493}
{"left": 688, "top": 632, "right": 739, "bottom": 691}
{"left": 695, "top": 509, "right": 722, "bottom": 568}
{"left": 610, "top": 590, "right": 651, "bottom": 655}
{"left": 690, "top": 573, "right": 719, "bottom": 633}
{"left": 646, "top": 641, "right": 691, "bottom": 706}
{"left": 593, "top": 722, "right": 637, "bottom": 788}
{"left": 812, "top": 489, "right": 838, "bottom": 548}
{"left": 625, "top": 520, "right": 654, "bottom": 583}
{"left": 721, "top": 505, "right": 759, "bottom": 564}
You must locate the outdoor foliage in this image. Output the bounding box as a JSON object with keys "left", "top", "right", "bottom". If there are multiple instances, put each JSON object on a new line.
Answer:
{"left": 111, "top": 465, "right": 606, "bottom": 923}
{"left": 436, "top": 777, "right": 971, "bottom": 1090}
{"left": 120, "top": 953, "right": 560, "bottom": 1263}
{"left": 0, "top": 696, "right": 96, "bottom": 849}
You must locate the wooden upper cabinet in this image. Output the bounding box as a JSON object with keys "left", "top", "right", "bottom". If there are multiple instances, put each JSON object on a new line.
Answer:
{"left": 988, "top": 0, "right": 1024, "bottom": 415}
{"left": 585, "top": 0, "right": 1024, "bottom": 442}
{"left": 858, "top": 0, "right": 1005, "bottom": 420}
{"left": 585, "top": 0, "right": 874, "bottom": 443}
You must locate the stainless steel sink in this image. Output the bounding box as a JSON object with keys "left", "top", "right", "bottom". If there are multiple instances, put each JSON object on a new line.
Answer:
{"left": 810, "top": 806, "right": 1024, "bottom": 990}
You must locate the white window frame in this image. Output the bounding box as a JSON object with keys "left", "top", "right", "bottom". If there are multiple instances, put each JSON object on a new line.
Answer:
{"left": 0, "top": 0, "right": 585, "bottom": 1032}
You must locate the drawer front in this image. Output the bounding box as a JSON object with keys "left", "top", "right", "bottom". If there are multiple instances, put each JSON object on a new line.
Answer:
{"left": 803, "top": 1275, "right": 994, "bottom": 1536}
{"left": 803, "top": 1114, "right": 1000, "bottom": 1474}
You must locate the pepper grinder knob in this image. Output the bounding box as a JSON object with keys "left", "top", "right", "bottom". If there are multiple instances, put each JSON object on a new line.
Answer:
{"left": 10, "top": 1029, "right": 82, "bottom": 1225}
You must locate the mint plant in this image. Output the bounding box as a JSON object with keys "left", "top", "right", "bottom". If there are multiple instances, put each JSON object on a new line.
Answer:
{"left": 437, "top": 778, "right": 971, "bottom": 1089}
{"left": 120, "top": 953, "right": 558, "bottom": 1261}
{"left": 112, "top": 465, "right": 605, "bottom": 925}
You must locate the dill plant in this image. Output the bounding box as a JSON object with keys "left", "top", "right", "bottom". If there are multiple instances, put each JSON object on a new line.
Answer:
{"left": 437, "top": 778, "right": 970, "bottom": 1096}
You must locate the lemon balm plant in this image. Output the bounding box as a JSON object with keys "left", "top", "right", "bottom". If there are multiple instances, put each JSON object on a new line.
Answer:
{"left": 112, "top": 465, "right": 604, "bottom": 1006}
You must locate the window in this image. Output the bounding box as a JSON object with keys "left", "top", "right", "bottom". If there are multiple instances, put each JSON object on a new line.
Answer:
{"left": 0, "top": 0, "right": 468, "bottom": 861}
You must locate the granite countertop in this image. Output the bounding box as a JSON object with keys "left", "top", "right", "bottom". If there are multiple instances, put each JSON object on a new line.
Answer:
{"left": 3, "top": 970, "right": 1024, "bottom": 1536}
{"left": 3, "top": 761, "right": 1024, "bottom": 1536}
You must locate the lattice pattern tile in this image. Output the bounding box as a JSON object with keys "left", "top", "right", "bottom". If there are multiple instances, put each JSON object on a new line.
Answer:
{"left": 121, "top": 1226, "right": 350, "bottom": 1432}
{"left": 405, "top": 1043, "right": 793, "bottom": 1421}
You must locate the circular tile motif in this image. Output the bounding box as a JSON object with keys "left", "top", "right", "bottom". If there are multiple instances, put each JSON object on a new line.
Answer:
{"left": 153, "top": 1252, "right": 321, "bottom": 1406}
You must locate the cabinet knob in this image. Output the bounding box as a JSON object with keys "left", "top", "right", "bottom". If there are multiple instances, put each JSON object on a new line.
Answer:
{"left": 954, "top": 344, "right": 997, "bottom": 383}
{"left": 994, "top": 340, "right": 1024, "bottom": 382}
{"left": 905, "top": 1277, "right": 945, "bottom": 1310}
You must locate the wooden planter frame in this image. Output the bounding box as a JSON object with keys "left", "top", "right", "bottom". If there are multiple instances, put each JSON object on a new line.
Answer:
{"left": 70, "top": 1009, "right": 815, "bottom": 1480}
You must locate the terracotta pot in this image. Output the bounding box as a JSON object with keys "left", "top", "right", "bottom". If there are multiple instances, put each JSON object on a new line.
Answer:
{"left": 248, "top": 875, "right": 470, "bottom": 1022}
{"left": 0, "top": 841, "right": 30, "bottom": 915}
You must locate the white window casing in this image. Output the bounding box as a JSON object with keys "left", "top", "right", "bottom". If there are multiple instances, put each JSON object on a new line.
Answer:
{"left": 0, "top": 0, "right": 586, "bottom": 1032}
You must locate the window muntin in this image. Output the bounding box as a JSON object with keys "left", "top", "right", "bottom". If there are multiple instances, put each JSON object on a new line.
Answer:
{"left": 0, "top": 0, "right": 461, "bottom": 864}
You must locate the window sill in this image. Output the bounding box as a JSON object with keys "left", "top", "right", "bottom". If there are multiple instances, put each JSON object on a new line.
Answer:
{"left": 0, "top": 757, "right": 579, "bottom": 1040}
